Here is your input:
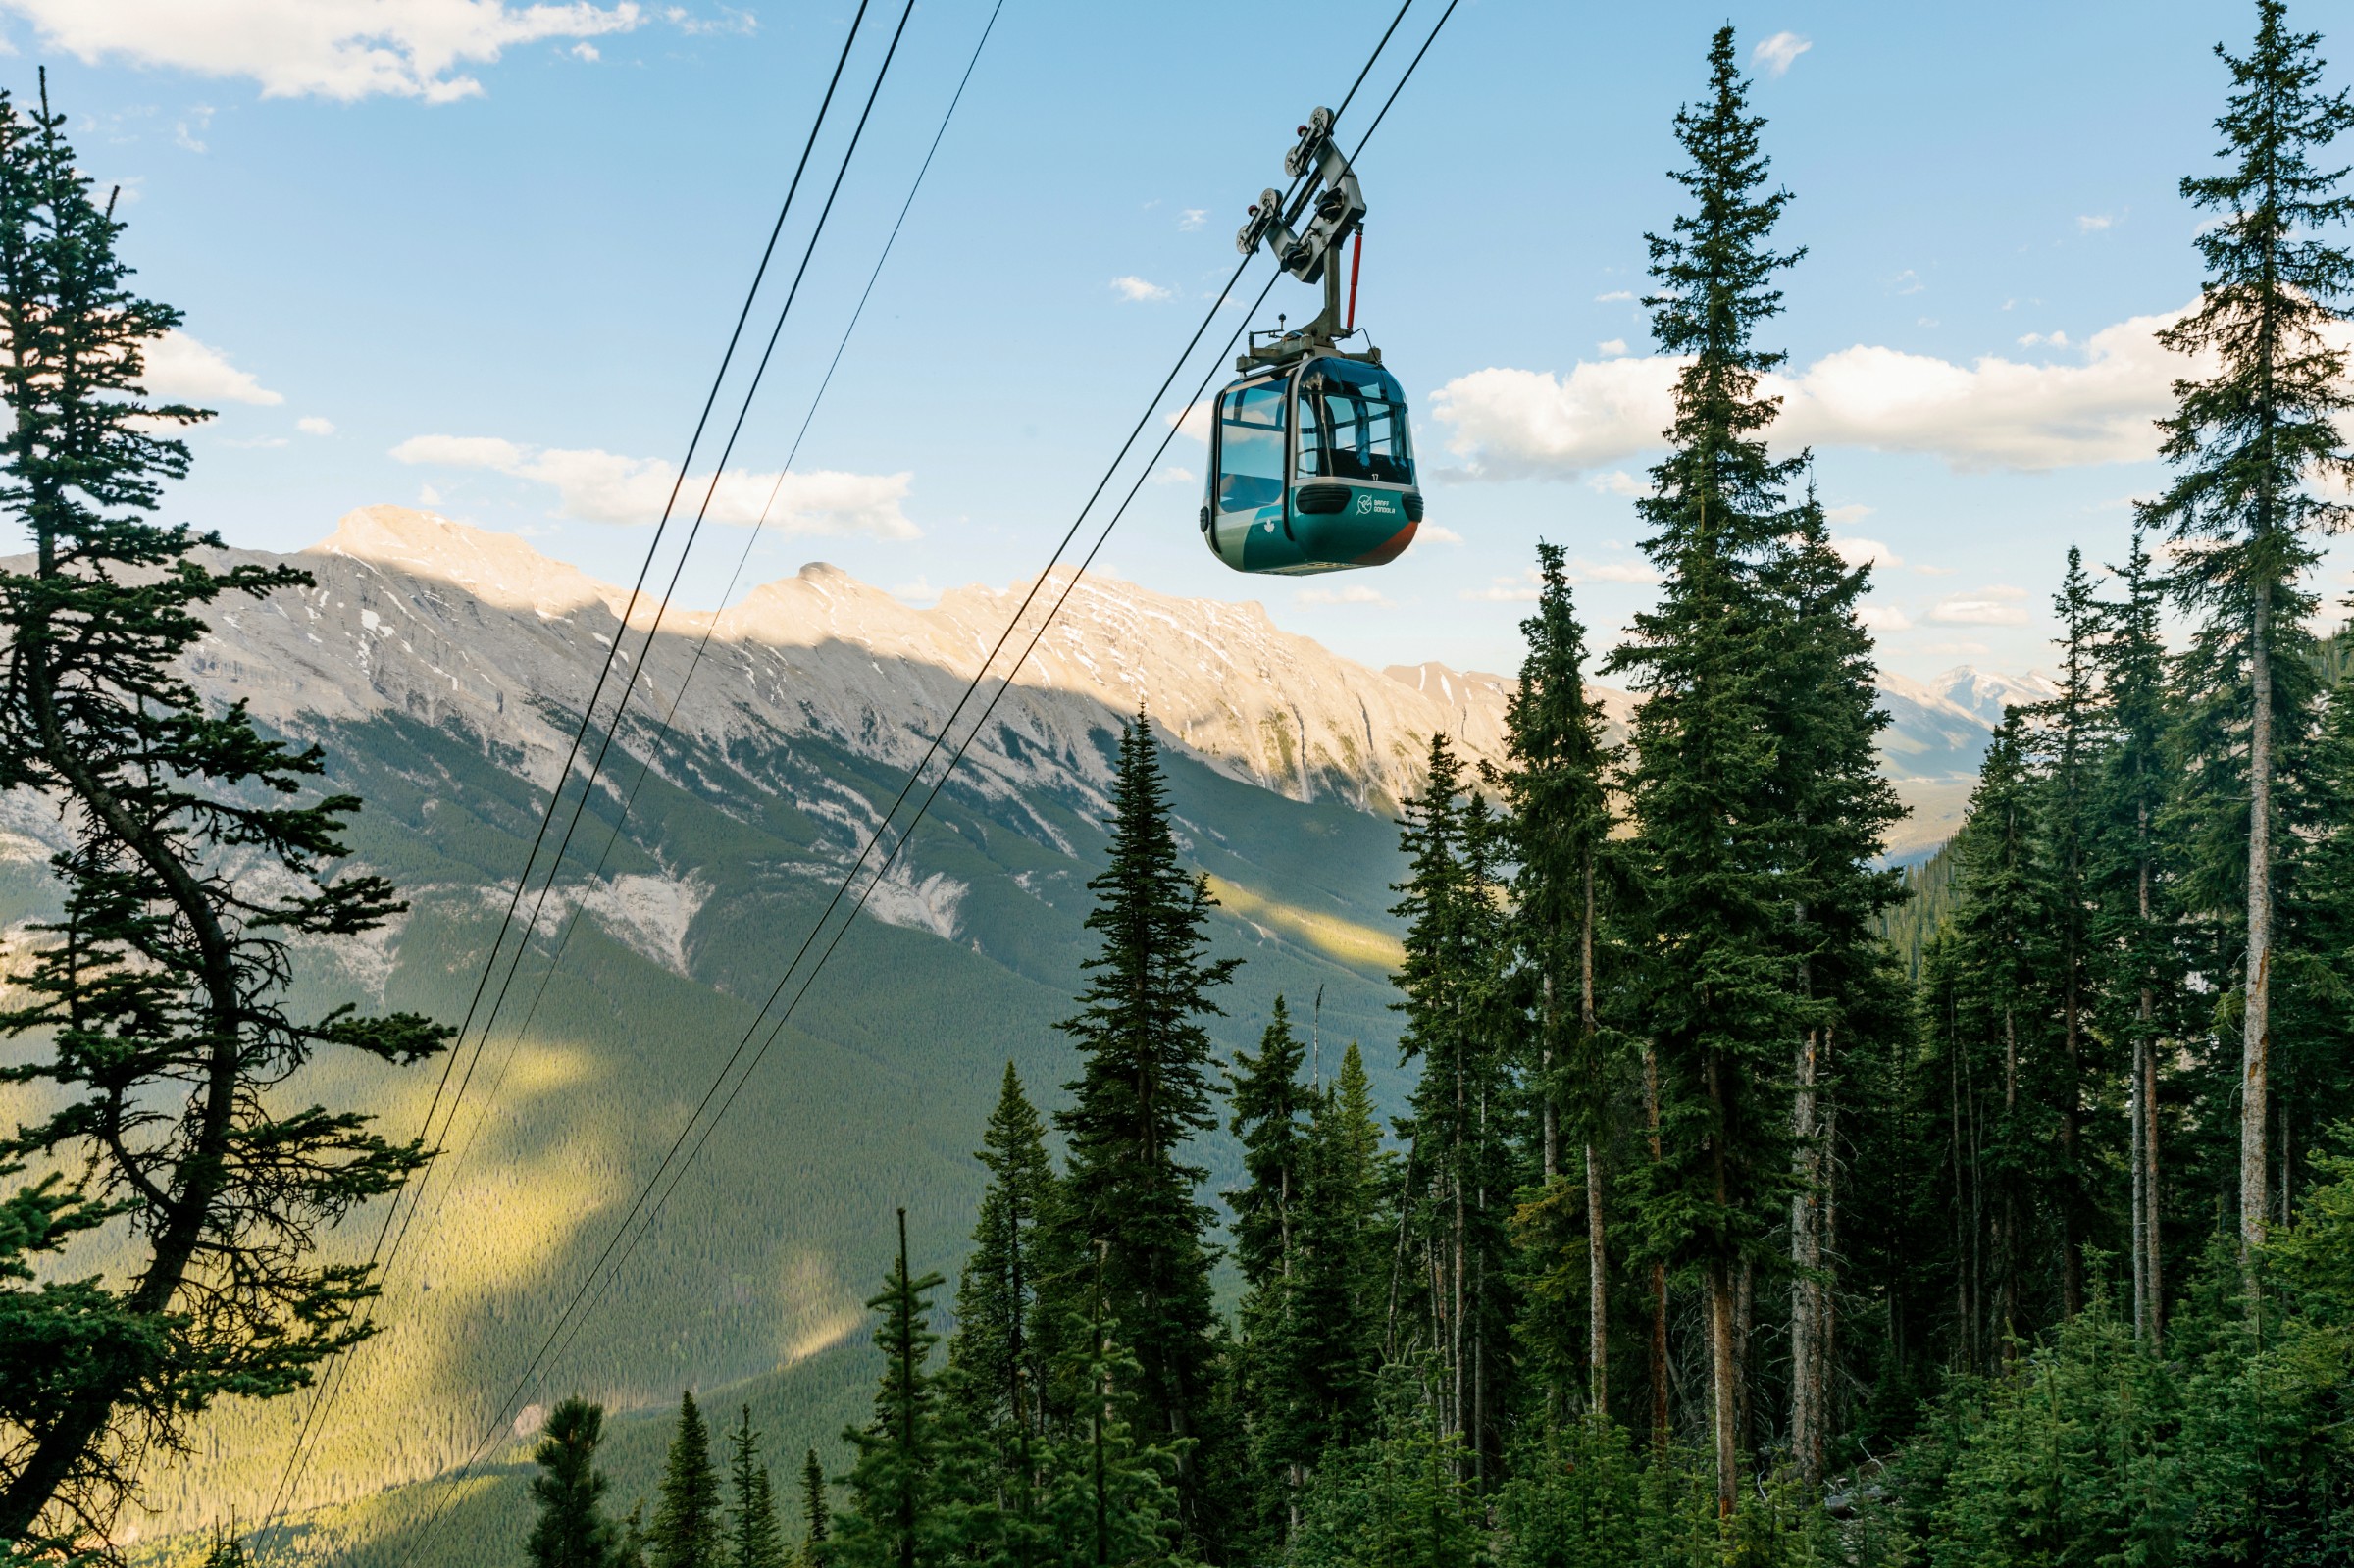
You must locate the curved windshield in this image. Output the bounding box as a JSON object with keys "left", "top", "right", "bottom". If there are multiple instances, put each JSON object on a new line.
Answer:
{"left": 1296, "top": 357, "right": 1414, "bottom": 485}
{"left": 1216, "top": 379, "right": 1288, "bottom": 514}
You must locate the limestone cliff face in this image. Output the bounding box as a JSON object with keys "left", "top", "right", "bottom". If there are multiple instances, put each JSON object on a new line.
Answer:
{"left": 182, "top": 504, "right": 1515, "bottom": 820}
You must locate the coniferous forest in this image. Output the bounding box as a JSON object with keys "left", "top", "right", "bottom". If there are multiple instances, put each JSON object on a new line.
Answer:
{"left": 6, "top": 4, "right": 2354, "bottom": 1567}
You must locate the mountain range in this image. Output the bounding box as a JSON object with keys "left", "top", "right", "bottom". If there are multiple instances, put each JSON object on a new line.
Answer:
{"left": 0, "top": 508, "right": 2043, "bottom": 1561}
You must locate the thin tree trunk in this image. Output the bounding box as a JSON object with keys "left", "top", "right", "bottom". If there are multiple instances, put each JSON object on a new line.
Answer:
{"left": 1707, "top": 1046, "right": 1737, "bottom": 1515}
{"left": 2062, "top": 983, "right": 2083, "bottom": 1321}
{"left": 2244, "top": 583, "right": 2274, "bottom": 1266}
{"left": 2001, "top": 1005, "right": 2020, "bottom": 1363}
{"left": 2131, "top": 1031, "right": 2149, "bottom": 1343}
{"left": 1582, "top": 858, "right": 1606, "bottom": 1413}
{"left": 1791, "top": 1027, "right": 1821, "bottom": 1487}
{"left": 1645, "top": 1043, "right": 1669, "bottom": 1447}
{"left": 1542, "top": 972, "right": 1559, "bottom": 1184}
{"left": 2145, "top": 1033, "right": 2163, "bottom": 1349}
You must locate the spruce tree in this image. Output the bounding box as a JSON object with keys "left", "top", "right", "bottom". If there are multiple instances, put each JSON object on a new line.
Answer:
{"left": 834, "top": 1210, "right": 955, "bottom": 1568}
{"left": 527, "top": 1399, "right": 624, "bottom": 1568}
{"left": 1603, "top": 24, "right": 1809, "bottom": 1509}
{"left": 1391, "top": 735, "right": 1518, "bottom": 1483}
{"left": 0, "top": 76, "right": 447, "bottom": 1544}
{"left": 727, "top": 1407, "right": 788, "bottom": 1568}
{"left": 1048, "top": 713, "right": 1237, "bottom": 1541}
{"left": 2090, "top": 533, "right": 2182, "bottom": 1345}
{"left": 1226, "top": 996, "right": 1311, "bottom": 1544}
{"left": 1034, "top": 1254, "right": 1194, "bottom": 1568}
{"left": 2139, "top": 0, "right": 2354, "bottom": 1261}
{"left": 1286, "top": 1044, "right": 1388, "bottom": 1461}
{"left": 651, "top": 1392, "right": 725, "bottom": 1568}
{"left": 949, "top": 1065, "right": 1051, "bottom": 1438}
{"left": 1495, "top": 541, "right": 1620, "bottom": 1419}
{"left": 796, "top": 1449, "right": 829, "bottom": 1568}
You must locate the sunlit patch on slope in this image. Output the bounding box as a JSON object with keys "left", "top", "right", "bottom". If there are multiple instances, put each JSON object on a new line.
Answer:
{"left": 1203, "top": 873, "right": 1407, "bottom": 975}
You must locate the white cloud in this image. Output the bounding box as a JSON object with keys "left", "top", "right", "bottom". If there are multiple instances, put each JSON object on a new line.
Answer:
{"left": 1597, "top": 337, "right": 1628, "bottom": 357}
{"left": 1595, "top": 289, "right": 1635, "bottom": 303}
{"left": 175, "top": 104, "right": 212, "bottom": 151}
{"left": 296, "top": 415, "right": 335, "bottom": 436}
{"left": 391, "top": 434, "right": 917, "bottom": 536}
{"left": 1588, "top": 470, "right": 1646, "bottom": 498}
{"left": 1915, "top": 564, "right": 1958, "bottom": 577}
{"left": 1753, "top": 31, "right": 1812, "bottom": 76}
{"left": 1824, "top": 503, "right": 1872, "bottom": 525}
{"left": 571, "top": 40, "right": 599, "bottom": 60}
{"left": 1931, "top": 586, "right": 2030, "bottom": 626}
{"left": 2018, "top": 329, "right": 2070, "bottom": 348}
{"left": 1892, "top": 269, "right": 1924, "bottom": 295}
{"left": 1858, "top": 605, "right": 1915, "bottom": 632}
{"left": 1830, "top": 535, "right": 1902, "bottom": 569}
{"left": 1110, "top": 275, "right": 1174, "bottom": 303}
{"left": 1178, "top": 208, "right": 1206, "bottom": 231}
{"left": 1148, "top": 464, "right": 1197, "bottom": 485}
{"left": 1416, "top": 525, "right": 1465, "bottom": 544}
{"left": 1432, "top": 304, "right": 2222, "bottom": 477}
{"left": 145, "top": 329, "right": 281, "bottom": 405}
{"left": 1577, "top": 556, "right": 1659, "bottom": 584}
{"left": 1168, "top": 399, "right": 1214, "bottom": 442}
{"left": 2078, "top": 213, "right": 2115, "bottom": 234}
{"left": 418, "top": 483, "right": 442, "bottom": 506}
{"left": 1299, "top": 582, "right": 1395, "bottom": 608}
{"left": 1921, "top": 639, "right": 1991, "bottom": 656}
{"left": 2, "top": 0, "right": 646, "bottom": 103}
{"left": 1463, "top": 570, "right": 1542, "bottom": 603}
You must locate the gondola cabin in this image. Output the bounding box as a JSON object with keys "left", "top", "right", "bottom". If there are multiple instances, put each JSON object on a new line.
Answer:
{"left": 1201, "top": 351, "right": 1422, "bottom": 575}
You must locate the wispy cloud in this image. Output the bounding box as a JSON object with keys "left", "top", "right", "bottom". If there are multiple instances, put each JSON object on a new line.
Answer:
{"left": 296, "top": 415, "right": 335, "bottom": 436}
{"left": 1148, "top": 465, "right": 1197, "bottom": 485}
{"left": 1931, "top": 586, "right": 2030, "bottom": 626}
{"left": 1417, "top": 525, "right": 1464, "bottom": 544}
{"left": 1588, "top": 470, "right": 1646, "bottom": 498}
{"left": 392, "top": 433, "right": 917, "bottom": 536}
{"left": 1824, "top": 503, "right": 1872, "bottom": 525}
{"left": 1178, "top": 208, "right": 1206, "bottom": 231}
{"left": 1753, "top": 30, "right": 1812, "bottom": 76}
{"left": 1831, "top": 536, "right": 1902, "bottom": 570}
{"left": 146, "top": 329, "right": 281, "bottom": 405}
{"left": 2077, "top": 213, "right": 2115, "bottom": 234}
{"left": 1595, "top": 289, "right": 1635, "bottom": 303}
{"left": 1110, "top": 275, "right": 1174, "bottom": 303}
{"left": 5, "top": 0, "right": 647, "bottom": 103}
{"left": 1859, "top": 605, "right": 1915, "bottom": 632}
{"left": 1431, "top": 303, "right": 2241, "bottom": 478}
{"left": 1597, "top": 338, "right": 1628, "bottom": 358}
{"left": 2018, "top": 330, "right": 2070, "bottom": 348}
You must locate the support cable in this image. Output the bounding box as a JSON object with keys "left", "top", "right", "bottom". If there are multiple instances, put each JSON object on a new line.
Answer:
{"left": 384, "top": 3, "right": 1455, "bottom": 1557}
{"left": 252, "top": 0, "right": 885, "bottom": 1537}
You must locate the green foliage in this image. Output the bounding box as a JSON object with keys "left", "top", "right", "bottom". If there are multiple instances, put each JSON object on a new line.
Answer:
{"left": 651, "top": 1393, "right": 724, "bottom": 1568}
{"left": 796, "top": 1448, "right": 829, "bottom": 1567}
{"left": 831, "top": 1217, "right": 963, "bottom": 1568}
{"left": 1288, "top": 1366, "right": 1484, "bottom": 1568}
{"left": 1046, "top": 714, "right": 1239, "bottom": 1542}
{"left": 0, "top": 76, "right": 448, "bottom": 1548}
{"left": 527, "top": 1399, "right": 625, "bottom": 1568}
{"left": 727, "top": 1407, "right": 788, "bottom": 1568}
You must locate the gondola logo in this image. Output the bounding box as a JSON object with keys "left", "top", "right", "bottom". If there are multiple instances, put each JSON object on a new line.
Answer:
{"left": 1356, "top": 494, "right": 1394, "bottom": 516}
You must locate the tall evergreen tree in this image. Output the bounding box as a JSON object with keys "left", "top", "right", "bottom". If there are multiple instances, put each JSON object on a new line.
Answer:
{"left": 2090, "top": 533, "right": 2185, "bottom": 1345}
{"left": 1391, "top": 735, "right": 1519, "bottom": 1484}
{"left": 1759, "top": 490, "right": 1905, "bottom": 1485}
{"left": 527, "top": 1398, "right": 624, "bottom": 1568}
{"left": 0, "top": 76, "right": 447, "bottom": 1545}
{"left": 1604, "top": 24, "right": 1809, "bottom": 1510}
{"left": 1226, "top": 995, "right": 1311, "bottom": 1543}
{"left": 1495, "top": 541, "right": 1620, "bottom": 1419}
{"left": 1047, "top": 713, "right": 1238, "bottom": 1543}
{"left": 1034, "top": 1251, "right": 1194, "bottom": 1568}
{"left": 727, "top": 1407, "right": 788, "bottom": 1568}
{"left": 2139, "top": 0, "right": 2354, "bottom": 1262}
{"left": 834, "top": 1211, "right": 955, "bottom": 1568}
{"left": 651, "top": 1392, "right": 726, "bottom": 1568}
{"left": 796, "top": 1449, "right": 829, "bottom": 1568}
{"left": 948, "top": 1065, "right": 1052, "bottom": 1451}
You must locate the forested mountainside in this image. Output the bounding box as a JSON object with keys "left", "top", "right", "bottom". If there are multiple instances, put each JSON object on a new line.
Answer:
{"left": 0, "top": 508, "right": 2018, "bottom": 1554}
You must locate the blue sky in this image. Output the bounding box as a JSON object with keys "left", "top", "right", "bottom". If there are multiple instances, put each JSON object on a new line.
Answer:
{"left": 7, "top": 0, "right": 2351, "bottom": 684}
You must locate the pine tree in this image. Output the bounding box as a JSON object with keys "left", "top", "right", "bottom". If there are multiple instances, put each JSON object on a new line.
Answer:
{"left": 1391, "top": 734, "right": 1519, "bottom": 1484}
{"left": 2090, "top": 533, "right": 2182, "bottom": 1347}
{"left": 2139, "top": 0, "right": 2354, "bottom": 1263}
{"left": 1226, "top": 995, "right": 1312, "bottom": 1543}
{"left": 796, "top": 1449, "right": 829, "bottom": 1568}
{"left": 1285, "top": 1044, "right": 1388, "bottom": 1464}
{"left": 1603, "top": 24, "right": 1809, "bottom": 1510}
{"left": 0, "top": 76, "right": 448, "bottom": 1544}
{"left": 1495, "top": 541, "right": 1620, "bottom": 1419}
{"left": 1047, "top": 713, "right": 1238, "bottom": 1541}
{"left": 528, "top": 1399, "right": 624, "bottom": 1568}
{"left": 651, "top": 1392, "right": 725, "bottom": 1568}
{"left": 946, "top": 1063, "right": 1050, "bottom": 1554}
{"left": 834, "top": 1210, "right": 956, "bottom": 1568}
{"left": 727, "top": 1407, "right": 788, "bottom": 1568}
{"left": 1760, "top": 492, "right": 1906, "bottom": 1485}
{"left": 1034, "top": 1253, "right": 1194, "bottom": 1568}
